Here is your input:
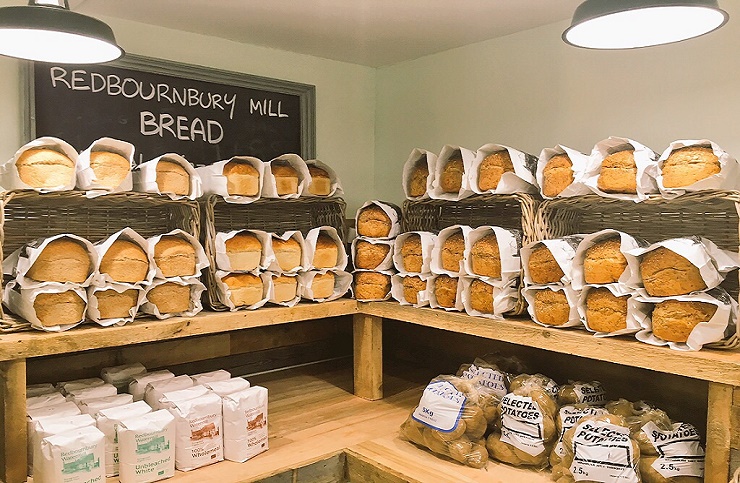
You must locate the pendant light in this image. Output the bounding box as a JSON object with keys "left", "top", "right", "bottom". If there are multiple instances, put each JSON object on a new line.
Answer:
{"left": 0, "top": 0, "right": 123, "bottom": 63}
{"left": 563, "top": 0, "right": 728, "bottom": 49}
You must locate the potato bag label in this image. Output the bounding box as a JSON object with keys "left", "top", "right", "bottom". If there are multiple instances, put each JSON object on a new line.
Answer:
{"left": 570, "top": 420, "right": 638, "bottom": 483}
{"left": 500, "top": 394, "right": 546, "bottom": 456}
{"left": 642, "top": 422, "right": 704, "bottom": 478}
{"left": 554, "top": 406, "right": 608, "bottom": 457}
{"left": 412, "top": 381, "right": 465, "bottom": 432}
{"left": 573, "top": 383, "right": 606, "bottom": 405}
{"left": 460, "top": 364, "right": 507, "bottom": 398}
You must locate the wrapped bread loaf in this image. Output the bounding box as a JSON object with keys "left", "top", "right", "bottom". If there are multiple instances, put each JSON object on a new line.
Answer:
{"left": 153, "top": 236, "right": 196, "bottom": 278}
{"left": 408, "top": 158, "right": 429, "bottom": 197}
{"left": 271, "top": 161, "right": 299, "bottom": 195}
{"left": 661, "top": 145, "right": 720, "bottom": 188}
{"left": 354, "top": 240, "right": 390, "bottom": 269}
{"left": 441, "top": 231, "right": 465, "bottom": 273}
{"left": 400, "top": 234, "right": 423, "bottom": 273}
{"left": 528, "top": 244, "right": 564, "bottom": 284}
{"left": 597, "top": 149, "right": 638, "bottom": 194}
{"left": 585, "top": 288, "right": 630, "bottom": 333}
{"left": 651, "top": 299, "right": 717, "bottom": 343}
{"left": 307, "top": 165, "right": 331, "bottom": 196}
{"left": 223, "top": 159, "right": 260, "bottom": 196}
{"left": 357, "top": 205, "right": 392, "bottom": 238}
{"left": 272, "top": 236, "right": 302, "bottom": 271}
{"left": 225, "top": 232, "right": 262, "bottom": 272}
{"left": 354, "top": 271, "right": 391, "bottom": 300}
{"left": 27, "top": 238, "right": 93, "bottom": 283}
{"left": 402, "top": 275, "right": 427, "bottom": 305}
{"left": 543, "top": 153, "right": 574, "bottom": 197}
{"left": 99, "top": 240, "right": 149, "bottom": 283}
{"left": 89, "top": 151, "right": 130, "bottom": 190}
{"left": 533, "top": 289, "right": 571, "bottom": 326}
{"left": 16, "top": 147, "right": 75, "bottom": 189}
{"left": 433, "top": 275, "right": 458, "bottom": 308}
{"left": 470, "top": 234, "right": 501, "bottom": 278}
{"left": 477, "top": 151, "right": 514, "bottom": 191}
{"left": 34, "top": 290, "right": 86, "bottom": 327}
{"left": 156, "top": 159, "right": 191, "bottom": 196}
{"left": 639, "top": 247, "right": 706, "bottom": 296}
{"left": 440, "top": 155, "right": 465, "bottom": 193}
{"left": 584, "top": 237, "right": 627, "bottom": 284}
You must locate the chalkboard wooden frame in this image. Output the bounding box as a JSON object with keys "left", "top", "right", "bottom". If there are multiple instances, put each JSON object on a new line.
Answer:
{"left": 23, "top": 54, "right": 316, "bottom": 162}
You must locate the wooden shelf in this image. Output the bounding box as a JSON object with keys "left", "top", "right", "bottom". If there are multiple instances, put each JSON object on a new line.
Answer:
{"left": 360, "top": 302, "right": 740, "bottom": 386}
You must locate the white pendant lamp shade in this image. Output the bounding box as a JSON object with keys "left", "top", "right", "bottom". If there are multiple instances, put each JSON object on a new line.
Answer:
{"left": 0, "top": 0, "right": 123, "bottom": 63}
{"left": 563, "top": 0, "right": 729, "bottom": 49}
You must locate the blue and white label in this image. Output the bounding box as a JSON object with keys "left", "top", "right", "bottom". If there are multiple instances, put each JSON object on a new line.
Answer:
{"left": 412, "top": 381, "right": 466, "bottom": 432}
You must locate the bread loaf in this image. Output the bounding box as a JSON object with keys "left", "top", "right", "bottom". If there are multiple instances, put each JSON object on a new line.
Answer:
{"left": 434, "top": 275, "right": 458, "bottom": 308}
{"left": 400, "top": 234, "right": 423, "bottom": 273}
{"left": 271, "top": 162, "right": 299, "bottom": 195}
{"left": 640, "top": 247, "right": 706, "bottom": 296}
{"left": 272, "top": 236, "right": 302, "bottom": 271}
{"left": 100, "top": 240, "right": 149, "bottom": 283}
{"left": 312, "top": 234, "right": 339, "bottom": 269}
{"left": 469, "top": 279, "right": 493, "bottom": 314}
{"left": 440, "top": 155, "right": 464, "bottom": 193}
{"left": 223, "top": 159, "right": 259, "bottom": 196}
{"left": 408, "top": 158, "right": 429, "bottom": 197}
{"left": 311, "top": 272, "right": 336, "bottom": 299}
{"left": 225, "top": 232, "right": 262, "bottom": 271}
{"left": 357, "top": 205, "right": 392, "bottom": 238}
{"left": 308, "top": 165, "right": 331, "bottom": 196}
{"left": 89, "top": 151, "right": 130, "bottom": 189}
{"left": 147, "top": 282, "right": 191, "bottom": 314}
{"left": 354, "top": 240, "right": 390, "bottom": 269}
{"left": 478, "top": 151, "right": 514, "bottom": 191}
{"left": 402, "top": 276, "right": 426, "bottom": 304}
{"left": 597, "top": 150, "right": 637, "bottom": 194}
{"left": 441, "top": 232, "right": 465, "bottom": 273}
{"left": 583, "top": 237, "right": 627, "bottom": 284}
{"left": 652, "top": 299, "right": 717, "bottom": 342}
{"left": 662, "top": 145, "right": 720, "bottom": 188}
{"left": 528, "top": 245, "right": 564, "bottom": 284}
{"left": 533, "top": 289, "right": 570, "bottom": 326}
{"left": 95, "top": 289, "right": 139, "bottom": 319}
{"left": 222, "top": 273, "right": 263, "bottom": 307}
{"left": 153, "top": 236, "right": 197, "bottom": 277}
{"left": 155, "top": 159, "right": 190, "bottom": 196}
{"left": 585, "top": 288, "right": 628, "bottom": 333}
{"left": 470, "top": 233, "right": 501, "bottom": 278}
{"left": 354, "top": 271, "right": 391, "bottom": 300}
{"left": 34, "top": 291, "right": 85, "bottom": 326}
{"left": 16, "top": 148, "right": 75, "bottom": 188}
{"left": 542, "top": 153, "right": 574, "bottom": 197}
{"left": 27, "top": 238, "right": 92, "bottom": 283}
{"left": 272, "top": 275, "right": 298, "bottom": 302}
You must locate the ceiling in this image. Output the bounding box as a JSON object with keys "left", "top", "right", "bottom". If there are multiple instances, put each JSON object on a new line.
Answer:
{"left": 71, "top": 0, "right": 583, "bottom": 67}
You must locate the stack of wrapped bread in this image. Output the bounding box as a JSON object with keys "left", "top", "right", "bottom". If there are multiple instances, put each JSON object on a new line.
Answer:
{"left": 390, "top": 231, "right": 436, "bottom": 307}
{"left": 400, "top": 353, "right": 706, "bottom": 482}
{"left": 352, "top": 201, "right": 401, "bottom": 301}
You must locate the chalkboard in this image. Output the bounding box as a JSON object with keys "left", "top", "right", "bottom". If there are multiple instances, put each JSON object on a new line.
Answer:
{"left": 26, "top": 54, "right": 315, "bottom": 165}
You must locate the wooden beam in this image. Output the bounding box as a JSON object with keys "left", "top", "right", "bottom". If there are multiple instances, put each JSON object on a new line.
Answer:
{"left": 353, "top": 314, "right": 383, "bottom": 400}
{"left": 0, "top": 359, "right": 26, "bottom": 483}
{"left": 706, "top": 382, "right": 733, "bottom": 483}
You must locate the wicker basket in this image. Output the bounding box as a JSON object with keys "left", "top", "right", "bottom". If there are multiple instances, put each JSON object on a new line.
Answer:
{"left": 0, "top": 190, "right": 201, "bottom": 331}
{"left": 201, "top": 195, "right": 347, "bottom": 310}
{"left": 403, "top": 193, "right": 540, "bottom": 315}
{"left": 536, "top": 190, "right": 740, "bottom": 349}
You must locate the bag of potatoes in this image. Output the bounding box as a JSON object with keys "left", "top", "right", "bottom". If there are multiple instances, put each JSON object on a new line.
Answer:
{"left": 557, "top": 381, "right": 607, "bottom": 406}
{"left": 553, "top": 413, "right": 641, "bottom": 483}
{"left": 486, "top": 374, "right": 559, "bottom": 469}
{"left": 606, "top": 399, "right": 657, "bottom": 419}
{"left": 550, "top": 404, "right": 610, "bottom": 479}
{"left": 400, "top": 375, "right": 489, "bottom": 468}
{"left": 632, "top": 415, "right": 704, "bottom": 483}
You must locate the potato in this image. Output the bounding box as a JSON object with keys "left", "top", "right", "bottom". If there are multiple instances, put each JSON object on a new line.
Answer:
{"left": 438, "top": 419, "right": 466, "bottom": 441}
{"left": 466, "top": 443, "right": 488, "bottom": 469}
{"left": 447, "top": 438, "right": 473, "bottom": 464}
{"left": 400, "top": 416, "right": 425, "bottom": 445}
{"left": 462, "top": 405, "right": 487, "bottom": 440}
{"left": 627, "top": 409, "right": 672, "bottom": 456}
{"left": 639, "top": 455, "right": 702, "bottom": 483}
{"left": 422, "top": 427, "right": 450, "bottom": 456}
{"left": 485, "top": 432, "right": 549, "bottom": 467}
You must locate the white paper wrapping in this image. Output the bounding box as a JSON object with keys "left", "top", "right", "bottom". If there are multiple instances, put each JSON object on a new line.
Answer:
{"left": 392, "top": 231, "right": 437, "bottom": 274}
{"left": 27, "top": 392, "right": 67, "bottom": 410}
{"left": 427, "top": 274, "right": 464, "bottom": 311}
{"left": 100, "top": 363, "right": 147, "bottom": 392}
{"left": 86, "top": 283, "right": 144, "bottom": 327}
{"left": 222, "top": 386, "right": 268, "bottom": 462}
{"left": 461, "top": 276, "right": 518, "bottom": 319}
{"left": 133, "top": 153, "right": 203, "bottom": 200}
{"left": 0, "top": 136, "right": 78, "bottom": 192}
{"left": 76, "top": 137, "right": 134, "bottom": 194}
{"left": 262, "top": 154, "right": 310, "bottom": 199}
{"left": 521, "top": 237, "right": 582, "bottom": 286}
{"left": 27, "top": 383, "right": 58, "bottom": 398}
{"left": 66, "top": 384, "right": 118, "bottom": 405}
{"left": 213, "top": 270, "right": 271, "bottom": 311}
{"left": 4, "top": 234, "right": 98, "bottom": 288}
{"left": 30, "top": 413, "right": 95, "bottom": 478}
{"left": 147, "top": 229, "right": 210, "bottom": 281}
{"left": 571, "top": 230, "right": 645, "bottom": 291}
{"left": 266, "top": 231, "right": 310, "bottom": 274}
{"left": 306, "top": 159, "right": 344, "bottom": 197}
{"left": 144, "top": 375, "right": 194, "bottom": 409}
{"left": 583, "top": 137, "right": 658, "bottom": 202}
{"left": 39, "top": 426, "right": 105, "bottom": 483}
{"left": 402, "top": 148, "right": 437, "bottom": 200}
{"left": 354, "top": 200, "right": 402, "bottom": 239}
{"left": 267, "top": 272, "right": 303, "bottom": 307}
{"left": 191, "top": 370, "right": 231, "bottom": 386}
{"left": 463, "top": 226, "right": 521, "bottom": 287}
{"left": 430, "top": 225, "right": 473, "bottom": 276}
{"left": 214, "top": 229, "right": 272, "bottom": 273}
{"left": 128, "top": 371, "right": 175, "bottom": 402}
{"left": 351, "top": 237, "right": 395, "bottom": 271}
{"left": 205, "top": 378, "right": 250, "bottom": 398}
{"left": 536, "top": 145, "right": 592, "bottom": 199}
{"left": 390, "top": 273, "right": 431, "bottom": 307}
{"left": 469, "top": 143, "right": 538, "bottom": 195}
{"left": 56, "top": 378, "right": 105, "bottom": 395}
{"left": 523, "top": 285, "right": 583, "bottom": 328}
{"left": 3, "top": 280, "right": 87, "bottom": 332}
{"left": 196, "top": 156, "right": 264, "bottom": 204}
{"left": 352, "top": 269, "right": 394, "bottom": 302}
{"left": 652, "top": 139, "right": 740, "bottom": 198}
{"left": 168, "top": 392, "right": 224, "bottom": 471}
{"left": 633, "top": 288, "right": 737, "bottom": 351}
{"left": 306, "top": 226, "right": 348, "bottom": 271}
{"left": 154, "top": 385, "right": 210, "bottom": 411}
{"left": 625, "top": 236, "right": 740, "bottom": 292}
{"left": 577, "top": 284, "right": 645, "bottom": 337}
{"left": 117, "top": 409, "right": 176, "bottom": 483}
{"left": 140, "top": 278, "right": 205, "bottom": 319}
{"left": 96, "top": 401, "right": 153, "bottom": 477}
{"left": 429, "top": 145, "right": 476, "bottom": 200}
{"left": 76, "top": 394, "right": 134, "bottom": 415}
{"left": 299, "top": 269, "right": 352, "bottom": 301}
{"left": 94, "top": 228, "right": 155, "bottom": 287}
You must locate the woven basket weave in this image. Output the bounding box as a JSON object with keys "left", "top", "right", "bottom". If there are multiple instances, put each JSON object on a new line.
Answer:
{"left": 536, "top": 190, "right": 740, "bottom": 349}
{"left": 0, "top": 190, "right": 200, "bottom": 332}
{"left": 201, "top": 195, "right": 347, "bottom": 310}
{"left": 403, "top": 193, "right": 540, "bottom": 315}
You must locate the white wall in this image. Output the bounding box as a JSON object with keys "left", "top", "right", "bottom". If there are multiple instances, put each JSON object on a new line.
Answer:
{"left": 375, "top": 3, "right": 740, "bottom": 204}
{"left": 0, "top": 10, "right": 376, "bottom": 213}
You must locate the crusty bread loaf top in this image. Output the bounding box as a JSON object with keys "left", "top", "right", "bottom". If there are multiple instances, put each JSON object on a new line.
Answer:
{"left": 408, "top": 159, "right": 429, "bottom": 197}
{"left": 661, "top": 145, "right": 720, "bottom": 188}
{"left": 440, "top": 156, "right": 464, "bottom": 193}
{"left": 542, "top": 153, "right": 574, "bottom": 197}
{"left": 223, "top": 159, "right": 259, "bottom": 177}
{"left": 225, "top": 232, "right": 262, "bottom": 252}
{"left": 308, "top": 165, "right": 330, "bottom": 179}
{"left": 271, "top": 162, "right": 299, "bottom": 178}
{"left": 477, "top": 150, "right": 514, "bottom": 191}
{"left": 222, "top": 272, "right": 262, "bottom": 289}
